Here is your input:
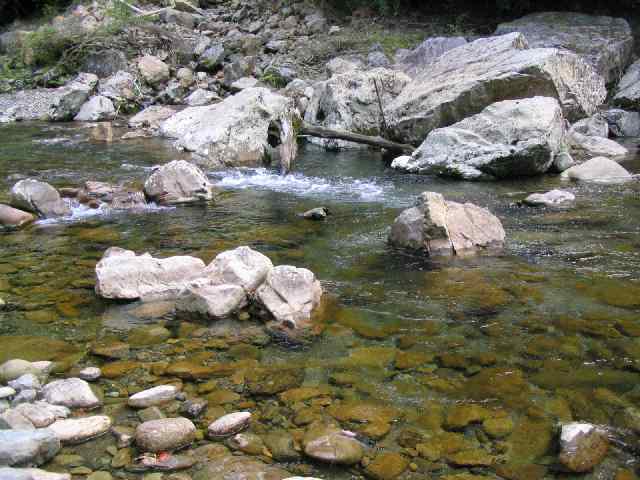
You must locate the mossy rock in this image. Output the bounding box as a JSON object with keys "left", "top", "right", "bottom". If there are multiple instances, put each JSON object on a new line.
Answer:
{"left": 364, "top": 452, "right": 409, "bottom": 480}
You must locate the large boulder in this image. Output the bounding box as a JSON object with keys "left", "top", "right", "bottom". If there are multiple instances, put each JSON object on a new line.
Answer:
{"left": 304, "top": 68, "right": 410, "bottom": 149}
{"left": 143, "top": 160, "right": 214, "bottom": 204}
{"left": 603, "top": 109, "right": 640, "bottom": 137}
{"left": 495, "top": 12, "right": 633, "bottom": 84}
{"left": 10, "top": 180, "right": 71, "bottom": 218}
{"left": 561, "top": 156, "right": 633, "bottom": 183}
{"left": 255, "top": 265, "right": 322, "bottom": 330}
{"left": 48, "top": 73, "right": 98, "bottom": 121}
{"left": 396, "top": 36, "right": 467, "bottom": 77}
{"left": 391, "top": 97, "right": 566, "bottom": 180}
{"left": 73, "top": 95, "right": 115, "bottom": 122}
{"left": 389, "top": 191, "right": 505, "bottom": 256}
{"left": 568, "top": 132, "right": 629, "bottom": 160}
{"left": 160, "top": 88, "right": 299, "bottom": 172}
{"left": 0, "top": 204, "right": 35, "bottom": 229}
{"left": 0, "top": 430, "right": 60, "bottom": 467}
{"left": 204, "top": 246, "right": 274, "bottom": 292}
{"left": 95, "top": 247, "right": 206, "bottom": 300}
{"left": 138, "top": 55, "right": 170, "bottom": 87}
{"left": 387, "top": 33, "right": 606, "bottom": 145}
{"left": 614, "top": 59, "right": 640, "bottom": 110}
{"left": 569, "top": 114, "right": 609, "bottom": 138}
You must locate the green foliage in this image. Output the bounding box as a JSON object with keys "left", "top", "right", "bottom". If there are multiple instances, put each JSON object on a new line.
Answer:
{"left": 261, "top": 70, "right": 289, "bottom": 89}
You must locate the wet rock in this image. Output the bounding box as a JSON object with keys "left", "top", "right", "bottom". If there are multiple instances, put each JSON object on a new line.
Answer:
{"left": 48, "top": 416, "right": 112, "bottom": 444}
{"left": 569, "top": 131, "right": 628, "bottom": 160}
{"left": 364, "top": 452, "right": 409, "bottom": 480}
{"left": 558, "top": 422, "right": 609, "bottom": 472}
{"left": 305, "top": 68, "right": 410, "bottom": 149}
{"left": 128, "top": 325, "right": 171, "bottom": 346}
{"left": 181, "top": 399, "right": 207, "bottom": 418}
{"left": 227, "top": 433, "right": 265, "bottom": 455}
{"left": 570, "top": 114, "right": 609, "bottom": 138}
{"left": 176, "top": 281, "right": 248, "bottom": 320}
{"left": 302, "top": 207, "right": 329, "bottom": 220}
{"left": 98, "top": 71, "right": 136, "bottom": 104}
{"left": 95, "top": 247, "right": 206, "bottom": 300}
{"left": 0, "top": 409, "right": 34, "bottom": 429}
{"left": 445, "top": 404, "right": 492, "bottom": 430}
{"left": 42, "top": 378, "right": 100, "bottom": 410}
{"left": 10, "top": 179, "right": 71, "bottom": 218}
{"left": 48, "top": 73, "right": 99, "bottom": 121}
{"left": 74, "top": 96, "right": 116, "bottom": 122}
{"left": 523, "top": 189, "right": 575, "bottom": 207}
{"left": 561, "top": 156, "right": 633, "bottom": 183}
{"left": 387, "top": 33, "right": 606, "bottom": 145}
{"left": 551, "top": 151, "right": 576, "bottom": 172}
{"left": 0, "top": 204, "right": 35, "bottom": 229}
{"left": 205, "top": 246, "right": 273, "bottom": 292}
{"left": 396, "top": 36, "right": 467, "bottom": 77}
{"left": 263, "top": 431, "right": 299, "bottom": 461}
{"left": 389, "top": 191, "right": 505, "bottom": 256}
{"left": 128, "top": 385, "right": 178, "bottom": 408}
{"left": 0, "top": 429, "right": 61, "bottom": 467}
{"left": 9, "top": 374, "right": 41, "bottom": 392}
{"left": 208, "top": 411, "right": 251, "bottom": 438}
{"left": 446, "top": 448, "right": 494, "bottom": 467}
{"left": 135, "top": 418, "right": 196, "bottom": 452}
{"left": 614, "top": 59, "right": 640, "bottom": 109}
{"left": 603, "top": 109, "right": 640, "bottom": 137}
{"left": 0, "top": 467, "right": 70, "bottom": 480}
{"left": 0, "top": 360, "right": 42, "bottom": 383}
{"left": 193, "top": 455, "right": 289, "bottom": 480}
{"left": 144, "top": 160, "right": 214, "bottom": 204}
{"left": 255, "top": 265, "right": 323, "bottom": 330}
{"left": 78, "top": 367, "right": 101, "bottom": 381}
{"left": 495, "top": 12, "right": 632, "bottom": 83}
{"left": 302, "top": 425, "right": 363, "bottom": 465}
{"left": 90, "top": 342, "right": 129, "bottom": 359}
{"left": 12, "top": 389, "right": 37, "bottom": 406}
{"left": 482, "top": 416, "right": 514, "bottom": 438}
{"left": 161, "top": 88, "right": 299, "bottom": 172}
{"left": 13, "top": 402, "right": 69, "bottom": 428}
{"left": 392, "top": 97, "right": 566, "bottom": 179}
{"left": 138, "top": 55, "right": 170, "bottom": 87}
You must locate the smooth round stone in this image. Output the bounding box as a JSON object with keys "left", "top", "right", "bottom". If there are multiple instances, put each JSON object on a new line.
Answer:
{"left": 42, "top": 378, "right": 100, "bottom": 410}
{"left": 128, "top": 385, "right": 178, "bottom": 408}
{"left": 559, "top": 422, "right": 609, "bottom": 472}
{"left": 135, "top": 418, "right": 196, "bottom": 452}
{"left": 207, "top": 412, "right": 251, "bottom": 439}
{"left": 523, "top": 189, "right": 575, "bottom": 207}
{"left": 15, "top": 402, "right": 70, "bottom": 428}
{"left": 48, "top": 416, "right": 112, "bottom": 444}
{"left": 79, "top": 367, "right": 102, "bottom": 382}
{"left": 0, "top": 359, "right": 38, "bottom": 382}
{"left": 303, "top": 426, "right": 364, "bottom": 465}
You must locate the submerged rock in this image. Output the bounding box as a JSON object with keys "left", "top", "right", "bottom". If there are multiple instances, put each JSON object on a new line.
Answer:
{"left": 389, "top": 191, "right": 505, "bottom": 256}
{"left": 558, "top": 422, "right": 609, "bottom": 472}
{"left": 193, "top": 455, "right": 289, "bottom": 480}
{"left": 10, "top": 180, "right": 70, "bottom": 218}
{"left": 135, "top": 418, "right": 196, "bottom": 452}
{"left": 523, "top": 189, "right": 575, "bottom": 207}
{"left": 391, "top": 97, "right": 566, "bottom": 180}
{"left": 561, "top": 157, "right": 633, "bottom": 183}
{"left": 95, "top": 247, "right": 206, "bottom": 300}
{"left": 161, "top": 88, "right": 299, "bottom": 172}
{"left": 387, "top": 33, "right": 606, "bottom": 145}
{"left": 48, "top": 416, "right": 112, "bottom": 444}
{"left": 208, "top": 411, "right": 251, "bottom": 438}
{"left": 143, "top": 160, "right": 214, "bottom": 204}
{"left": 0, "top": 429, "right": 60, "bottom": 467}
{"left": 303, "top": 425, "right": 364, "bottom": 465}
{"left": 42, "top": 378, "right": 100, "bottom": 410}
{"left": 0, "top": 204, "right": 35, "bottom": 229}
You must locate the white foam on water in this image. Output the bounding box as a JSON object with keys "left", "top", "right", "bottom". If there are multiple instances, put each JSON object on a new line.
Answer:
{"left": 36, "top": 199, "right": 171, "bottom": 226}
{"left": 211, "top": 168, "right": 388, "bottom": 202}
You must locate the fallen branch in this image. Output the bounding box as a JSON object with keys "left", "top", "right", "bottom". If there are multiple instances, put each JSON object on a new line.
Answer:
{"left": 299, "top": 122, "right": 415, "bottom": 154}
{"left": 114, "top": 0, "right": 168, "bottom": 17}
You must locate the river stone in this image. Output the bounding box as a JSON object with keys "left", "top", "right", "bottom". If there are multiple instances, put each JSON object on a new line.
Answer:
{"left": 14, "top": 402, "right": 70, "bottom": 428}
{"left": 205, "top": 246, "right": 274, "bottom": 292}
{"left": 128, "top": 385, "right": 178, "bottom": 408}
{"left": 95, "top": 247, "right": 206, "bottom": 300}
{"left": 0, "top": 429, "right": 61, "bottom": 467}
{"left": 9, "top": 374, "right": 41, "bottom": 392}
{"left": 0, "top": 360, "right": 40, "bottom": 383}
{"left": 263, "top": 431, "right": 299, "bottom": 461}
{"left": 74, "top": 96, "right": 116, "bottom": 122}
{"left": 208, "top": 411, "right": 251, "bottom": 438}
{"left": 570, "top": 114, "right": 609, "bottom": 138}
{"left": 227, "top": 433, "right": 265, "bottom": 455}
{"left": 176, "top": 281, "right": 248, "bottom": 320}
{"left": 569, "top": 132, "right": 628, "bottom": 160}
{"left": 128, "top": 106, "right": 177, "bottom": 129}
{"left": 48, "top": 73, "right": 99, "bottom": 121}
{"left": 185, "top": 88, "right": 219, "bottom": 107}
{"left": 255, "top": 265, "right": 322, "bottom": 330}
{"left": 364, "top": 452, "right": 409, "bottom": 480}
{"left": 603, "top": 109, "right": 640, "bottom": 137}
{"left": 303, "top": 425, "right": 364, "bottom": 465}
{"left": 387, "top": 33, "right": 606, "bottom": 145}
{"left": 10, "top": 180, "right": 71, "bottom": 218}
{"left": 0, "top": 468, "right": 71, "bottom": 480}
{"left": 391, "top": 97, "right": 566, "bottom": 180}
{"left": 389, "top": 191, "right": 505, "bottom": 256}
{"left": 0, "top": 387, "right": 15, "bottom": 400}
{"left": 135, "top": 418, "right": 196, "bottom": 452}
{"left": 558, "top": 423, "right": 609, "bottom": 472}
{"left": 41, "top": 378, "right": 100, "bottom": 410}
{"left": 0, "top": 204, "right": 35, "bottom": 229}
{"left": 304, "top": 68, "right": 410, "bottom": 149}
{"left": 561, "top": 156, "right": 633, "bottom": 183}
{"left": 495, "top": 12, "right": 633, "bottom": 83}
{"left": 397, "top": 36, "right": 467, "bottom": 77}
{"left": 193, "top": 455, "right": 289, "bottom": 480}
{"left": 138, "top": 55, "right": 170, "bottom": 86}
{"left": 144, "top": 160, "right": 214, "bottom": 204}
{"left": 48, "top": 416, "right": 112, "bottom": 444}
{"left": 0, "top": 409, "right": 35, "bottom": 429}
{"left": 161, "top": 88, "right": 299, "bottom": 172}
{"left": 614, "top": 59, "right": 640, "bottom": 110}
{"left": 523, "top": 189, "right": 575, "bottom": 207}
{"left": 78, "top": 367, "right": 101, "bottom": 382}
{"left": 98, "top": 71, "right": 136, "bottom": 103}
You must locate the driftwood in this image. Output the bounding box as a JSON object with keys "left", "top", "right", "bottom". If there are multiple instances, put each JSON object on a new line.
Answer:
{"left": 299, "top": 122, "right": 415, "bottom": 154}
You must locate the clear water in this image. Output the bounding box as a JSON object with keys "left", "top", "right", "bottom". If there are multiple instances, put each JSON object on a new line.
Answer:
{"left": 1, "top": 122, "right": 640, "bottom": 479}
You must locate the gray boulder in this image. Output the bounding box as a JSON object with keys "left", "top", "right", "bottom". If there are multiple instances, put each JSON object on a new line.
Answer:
{"left": 305, "top": 68, "right": 410, "bottom": 149}
{"left": 387, "top": 33, "right": 606, "bottom": 145}
{"left": 561, "top": 156, "right": 633, "bottom": 183}
{"left": 569, "top": 131, "right": 628, "bottom": 160}
{"left": 128, "top": 105, "right": 177, "bottom": 130}
{"left": 48, "top": 73, "right": 99, "bottom": 121}
{"left": 95, "top": 247, "right": 206, "bottom": 300}
{"left": 391, "top": 97, "right": 566, "bottom": 180}
{"left": 569, "top": 114, "right": 609, "bottom": 138}
{"left": 185, "top": 88, "right": 219, "bottom": 106}
{"left": 176, "top": 281, "right": 248, "bottom": 320}
{"left": 48, "top": 416, "right": 111, "bottom": 444}
{"left": 135, "top": 418, "right": 196, "bottom": 452}
{"left": 603, "top": 108, "right": 640, "bottom": 137}
{"left": 138, "top": 55, "right": 170, "bottom": 87}
{"left": 0, "top": 430, "right": 60, "bottom": 467}
{"left": 396, "top": 36, "right": 467, "bottom": 77}
{"left": 73, "top": 96, "right": 116, "bottom": 122}
{"left": 198, "top": 43, "right": 225, "bottom": 71}
{"left": 614, "top": 59, "right": 640, "bottom": 110}
{"left": 495, "top": 12, "right": 633, "bottom": 84}
{"left": 389, "top": 191, "right": 505, "bottom": 256}
{"left": 42, "top": 378, "right": 100, "bottom": 410}
{"left": 367, "top": 51, "right": 390, "bottom": 68}
{"left": 205, "top": 246, "right": 274, "bottom": 292}
{"left": 10, "top": 179, "right": 71, "bottom": 218}
{"left": 161, "top": 88, "right": 299, "bottom": 172}
{"left": 144, "top": 160, "right": 214, "bottom": 204}
{"left": 81, "top": 49, "right": 128, "bottom": 78}
{"left": 0, "top": 204, "right": 35, "bottom": 229}
{"left": 523, "top": 189, "right": 575, "bottom": 207}
{"left": 98, "top": 71, "right": 136, "bottom": 103}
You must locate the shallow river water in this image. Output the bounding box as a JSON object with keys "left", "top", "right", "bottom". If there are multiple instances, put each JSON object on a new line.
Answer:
{"left": 1, "top": 122, "right": 640, "bottom": 479}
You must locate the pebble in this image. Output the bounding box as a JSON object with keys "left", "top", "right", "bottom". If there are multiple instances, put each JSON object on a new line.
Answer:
{"left": 128, "top": 385, "right": 178, "bottom": 408}
{"left": 207, "top": 411, "right": 252, "bottom": 438}
{"left": 48, "top": 416, "right": 112, "bottom": 444}
{"left": 135, "top": 417, "right": 196, "bottom": 452}
{"left": 78, "top": 367, "right": 102, "bottom": 382}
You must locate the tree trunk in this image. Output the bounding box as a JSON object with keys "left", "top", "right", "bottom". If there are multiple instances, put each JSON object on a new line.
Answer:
{"left": 299, "top": 122, "right": 415, "bottom": 154}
